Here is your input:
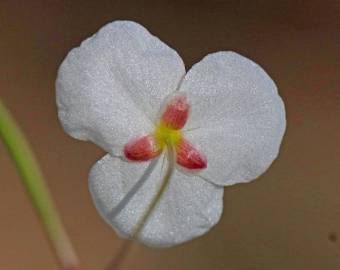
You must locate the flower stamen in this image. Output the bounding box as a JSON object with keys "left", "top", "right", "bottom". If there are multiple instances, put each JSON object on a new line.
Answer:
{"left": 124, "top": 94, "right": 207, "bottom": 170}
{"left": 154, "top": 122, "right": 182, "bottom": 148}
{"left": 161, "top": 95, "right": 189, "bottom": 130}
{"left": 124, "top": 135, "right": 161, "bottom": 161}
{"left": 176, "top": 138, "right": 207, "bottom": 169}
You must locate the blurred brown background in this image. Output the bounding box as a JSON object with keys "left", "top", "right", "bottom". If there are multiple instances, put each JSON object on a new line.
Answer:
{"left": 0, "top": 0, "right": 339, "bottom": 269}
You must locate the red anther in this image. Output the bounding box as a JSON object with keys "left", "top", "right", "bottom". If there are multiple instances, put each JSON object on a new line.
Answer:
{"left": 161, "top": 95, "right": 189, "bottom": 129}
{"left": 124, "top": 135, "right": 161, "bottom": 161}
{"left": 176, "top": 138, "right": 207, "bottom": 170}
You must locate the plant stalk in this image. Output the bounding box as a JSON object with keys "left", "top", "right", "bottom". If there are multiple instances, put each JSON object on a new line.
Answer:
{"left": 0, "top": 99, "right": 82, "bottom": 270}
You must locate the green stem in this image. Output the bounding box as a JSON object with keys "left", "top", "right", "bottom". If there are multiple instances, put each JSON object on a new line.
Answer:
{"left": 132, "top": 140, "right": 175, "bottom": 239}
{"left": 0, "top": 99, "right": 82, "bottom": 270}
{"left": 105, "top": 142, "right": 175, "bottom": 270}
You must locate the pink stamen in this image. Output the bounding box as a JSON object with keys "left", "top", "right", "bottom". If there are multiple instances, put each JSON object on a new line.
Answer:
{"left": 161, "top": 95, "right": 189, "bottom": 129}
{"left": 124, "top": 135, "right": 161, "bottom": 161}
{"left": 124, "top": 94, "right": 208, "bottom": 171}
{"left": 176, "top": 138, "right": 207, "bottom": 170}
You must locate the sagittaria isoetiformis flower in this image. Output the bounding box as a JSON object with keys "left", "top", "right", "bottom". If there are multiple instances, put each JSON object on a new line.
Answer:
{"left": 56, "top": 21, "right": 286, "bottom": 247}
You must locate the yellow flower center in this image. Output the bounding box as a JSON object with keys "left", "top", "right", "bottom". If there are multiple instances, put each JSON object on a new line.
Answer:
{"left": 154, "top": 122, "right": 182, "bottom": 149}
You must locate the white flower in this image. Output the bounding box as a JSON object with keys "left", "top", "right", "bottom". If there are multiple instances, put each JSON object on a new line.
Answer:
{"left": 56, "top": 21, "right": 286, "bottom": 247}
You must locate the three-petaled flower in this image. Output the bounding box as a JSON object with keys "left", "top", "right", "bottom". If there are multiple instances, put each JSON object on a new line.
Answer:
{"left": 56, "top": 21, "right": 286, "bottom": 247}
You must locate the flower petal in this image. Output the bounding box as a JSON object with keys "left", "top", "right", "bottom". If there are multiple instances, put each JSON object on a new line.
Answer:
{"left": 180, "top": 52, "right": 286, "bottom": 186}
{"left": 56, "top": 21, "right": 185, "bottom": 154}
{"left": 89, "top": 154, "right": 224, "bottom": 247}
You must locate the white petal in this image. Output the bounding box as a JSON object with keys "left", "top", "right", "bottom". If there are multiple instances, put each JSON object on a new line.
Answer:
{"left": 56, "top": 21, "right": 185, "bottom": 154}
{"left": 89, "top": 154, "right": 224, "bottom": 247}
{"left": 181, "top": 52, "right": 286, "bottom": 186}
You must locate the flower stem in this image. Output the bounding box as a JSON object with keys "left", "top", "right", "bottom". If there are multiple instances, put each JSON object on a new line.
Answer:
{"left": 0, "top": 99, "right": 82, "bottom": 270}
{"left": 105, "top": 142, "right": 175, "bottom": 270}
{"left": 131, "top": 142, "right": 175, "bottom": 239}
{"left": 132, "top": 140, "right": 175, "bottom": 239}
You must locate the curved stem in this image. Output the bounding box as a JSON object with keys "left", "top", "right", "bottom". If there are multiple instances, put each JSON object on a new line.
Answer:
{"left": 106, "top": 142, "right": 175, "bottom": 270}
{"left": 0, "top": 100, "right": 82, "bottom": 270}
{"left": 131, "top": 141, "right": 175, "bottom": 239}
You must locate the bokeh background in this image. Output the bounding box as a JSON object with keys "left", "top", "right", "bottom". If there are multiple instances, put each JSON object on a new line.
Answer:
{"left": 0, "top": 0, "right": 339, "bottom": 269}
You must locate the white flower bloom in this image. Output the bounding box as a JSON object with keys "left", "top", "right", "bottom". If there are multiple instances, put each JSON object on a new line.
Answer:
{"left": 56, "top": 21, "right": 286, "bottom": 247}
